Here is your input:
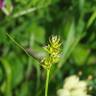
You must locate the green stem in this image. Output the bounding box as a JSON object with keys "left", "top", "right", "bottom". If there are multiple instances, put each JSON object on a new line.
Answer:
{"left": 6, "top": 33, "right": 30, "bottom": 56}
{"left": 45, "top": 69, "right": 50, "bottom": 96}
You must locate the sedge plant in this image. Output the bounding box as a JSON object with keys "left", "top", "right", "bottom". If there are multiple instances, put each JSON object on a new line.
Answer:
{"left": 6, "top": 33, "right": 61, "bottom": 96}
{"left": 41, "top": 36, "right": 62, "bottom": 96}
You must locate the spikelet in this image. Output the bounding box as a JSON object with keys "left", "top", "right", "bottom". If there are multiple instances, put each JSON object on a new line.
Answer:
{"left": 41, "top": 35, "right": 61, "bottom": 69}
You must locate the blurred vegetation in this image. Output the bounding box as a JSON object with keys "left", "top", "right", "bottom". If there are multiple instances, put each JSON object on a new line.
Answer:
{"left": 0, "top": 0, "right": 96, "bottom": 96}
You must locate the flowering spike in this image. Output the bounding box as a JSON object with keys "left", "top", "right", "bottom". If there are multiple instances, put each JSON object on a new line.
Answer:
{"left": 41, "top": 35, "right": 61, "bottom": 69}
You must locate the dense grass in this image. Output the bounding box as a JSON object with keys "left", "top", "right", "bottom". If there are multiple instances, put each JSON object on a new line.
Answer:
{"left": 0, "top": 0, "right": 96, "bottom": 96}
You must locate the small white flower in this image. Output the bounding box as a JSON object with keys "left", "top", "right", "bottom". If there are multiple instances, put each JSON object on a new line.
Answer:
{"left": 57, "top": 89, "right": 70, "bottom": 96}
{"left": 64, "top": 75, "right": 79, "bottom": 90}
{"left": 57, "top": 75, "right": 91, "bottom": 96}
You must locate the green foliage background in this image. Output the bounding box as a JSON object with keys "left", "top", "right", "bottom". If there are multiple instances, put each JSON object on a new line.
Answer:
{"left": 0, "top": 0, "right": 96, "bottom": 96}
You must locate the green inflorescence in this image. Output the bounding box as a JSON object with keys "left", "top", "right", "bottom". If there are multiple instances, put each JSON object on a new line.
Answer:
{"left": 41, "top": 35, "right": 62, "bottom": 69}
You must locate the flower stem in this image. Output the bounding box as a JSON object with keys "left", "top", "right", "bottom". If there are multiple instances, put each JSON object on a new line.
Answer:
{"left": 45, "top": 69, "right": 50, "bottom": 96}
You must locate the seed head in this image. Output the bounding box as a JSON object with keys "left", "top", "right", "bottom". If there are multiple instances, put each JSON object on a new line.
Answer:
{"left": 41, "top": 35, "right": 61, "bottom": 69}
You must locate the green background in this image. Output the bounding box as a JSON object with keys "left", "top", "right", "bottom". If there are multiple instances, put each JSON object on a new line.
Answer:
{"left": 0, "top": 0, "right": 96, "bottom": 96}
